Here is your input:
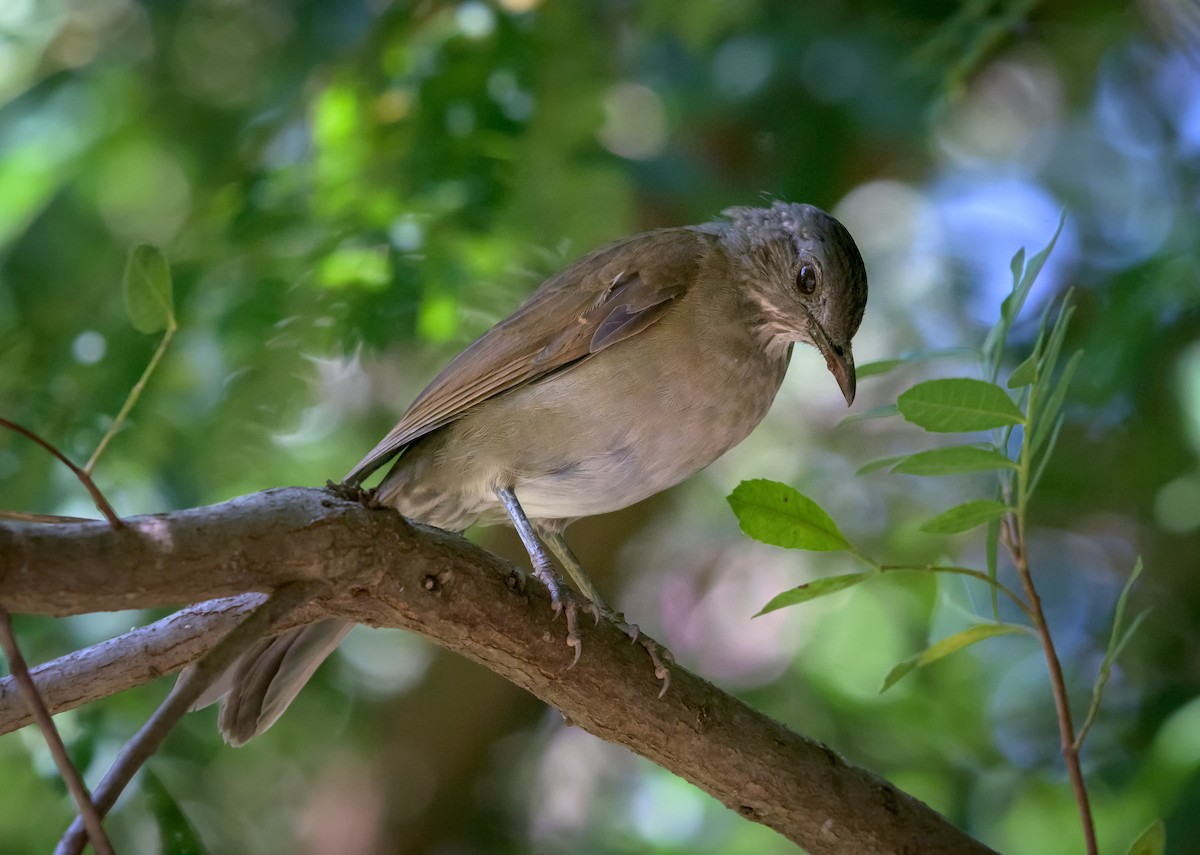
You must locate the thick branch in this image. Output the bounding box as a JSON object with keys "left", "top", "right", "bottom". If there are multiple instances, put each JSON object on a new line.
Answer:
{"left": 0, "top": 487, "right": 994, "bottom": 855}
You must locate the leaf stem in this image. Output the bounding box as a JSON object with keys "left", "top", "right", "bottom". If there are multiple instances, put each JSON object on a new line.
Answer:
{"left": 875, "top": 562, "right": 1032, "bottom": 620}
{"left": 85, "top": 325, "right": 175, "bottom": 476}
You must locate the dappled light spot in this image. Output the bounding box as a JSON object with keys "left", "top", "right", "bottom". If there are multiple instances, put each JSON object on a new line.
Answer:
{"left": 389, "top": 216, "right": 424, "bottom": 252}
{"left": 456, "top": 1, "right": 495, "bottom": 39}
{"left": 317, "top": 245, "right": 392, "bottom": 290}
{"left": 801, "top": 39, "right": 864, "bottom": 103}
{"left": 597, "top": 83, "right": 667, "bottom": 160}
{"left": 630, "top": 772, "right": 707, "bottom": 846}
{"left": 95, "top": 141, "right": 192, "bottom": 245}
{"left": 713, "top": 37, "right": 774, "bottom": 100}
{"left": 1155, "top": 476, "right": 1200, "bottom": 534}
{"left": 933, "top": 56, "right": 1063, "bottom": 166}
{"left": 334, "top": 626, "right": 434, "bottom": 700}
{"left": 417, "top": 293, "right": 460, "bottom": 342}
{"left": 929, "top": 176, "right": 1073, "bottom": 326}
{"left": 1178, "top": 342, "right": 1200, "bottom": 454}
{"left": 71, "top": 331, "right": 106, "bottom": 365}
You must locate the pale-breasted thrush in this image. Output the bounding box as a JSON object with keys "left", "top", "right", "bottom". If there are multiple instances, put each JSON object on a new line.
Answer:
{"left": 201, "top": 201, "right": 868, "bottom": 744}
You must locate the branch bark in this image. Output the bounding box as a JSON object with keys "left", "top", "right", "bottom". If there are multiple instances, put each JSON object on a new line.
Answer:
{"left": 0, "top": 486, "right": 995, "bottom": 855}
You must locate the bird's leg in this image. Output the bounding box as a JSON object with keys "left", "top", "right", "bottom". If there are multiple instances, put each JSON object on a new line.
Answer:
{"left": 495, "top": 487, "right": 594, "bottom": 666}
{"left": 533, "top": 524, "right": 606, "bottom": 610}
{"left": 534, "top": 524, "right": 674, "bottom": 698}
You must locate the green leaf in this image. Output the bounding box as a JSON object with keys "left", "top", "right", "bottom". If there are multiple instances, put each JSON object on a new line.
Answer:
{"left": 919, "top": 499, "right": 1010, "bottom": 534}
{"left": 1037, "top": 296, "right": 1075, "bottom": 389}
{"left": 1007, "top": 353, "right": 1037, "bottom": 388}
{"left": 1125, "top": 819, "right": 1165, "bottom": 855}
{"left": 1012, "top": 215, "right": 1065, "bottom": 321}
{"left": 891, "top": 445, "right": 1016, "bottom": 476}
{"left": 880, "top": 660, "right": 919, "bottom": 692}
{"left": 1017, "top": 291, "right": 1058, "bottom": 386}
{"left": 1076, "top": 558, "right": 1148, "bottom": 749}
{"left": 1029, "top": 350, "right": 1082, "bottom": 460}
{"left": 1008, "top": 246, "right": 1026, "bottom": 284}
{"left": 986, "top": 515, "right": 1000, "bottom": 619}
{"left": 855, "top": 455, "right": 908, "bottom": 476}
{"left": 855, "top": 359, "right": 905, "bottom": 379}
{"left": 123, "top": 244, "right": 176, "bottom": 334}
{"left": 983, "top": 213, "right": 1066, "bottom": 377}
{"left": 837, "top": 403, "right": 899, "bottom": 427}
{"left": 855, "top": 347, "right": 976, "bottom": 380}
{"left": 728, "top": 479, "right": 848, "bottom": 551}
{"left": 756, "top": 573, "right": 871, "bottom": 616}
{"left": 881, "top": 623, "right": 1027, "bottom": 691}
{"left": 142, "top": 767, "right": 209, "bottom": 855}
{"left": 898, "top": 378, "right": 1025, "bottom": 432}
{"left": 1027, "top": 412, "right": 1065, "bottom": 498}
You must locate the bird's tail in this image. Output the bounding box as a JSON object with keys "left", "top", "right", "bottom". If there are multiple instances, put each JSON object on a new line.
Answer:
{"left": 189, "top": 618, "right": 354, "bottom": 746}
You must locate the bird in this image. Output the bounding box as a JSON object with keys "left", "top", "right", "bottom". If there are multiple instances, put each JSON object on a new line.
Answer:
{"left": 200, "top": 200, "right": 869, "bottom": 745}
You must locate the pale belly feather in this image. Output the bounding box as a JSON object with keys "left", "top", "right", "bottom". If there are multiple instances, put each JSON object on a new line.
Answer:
{"left": 379, "top": 326, "right": 791, "bottom": 530}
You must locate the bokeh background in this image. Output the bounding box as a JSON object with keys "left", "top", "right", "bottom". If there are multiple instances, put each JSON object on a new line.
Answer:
{"left": 2, "top": 1, "right": 1199, "bottom": 853}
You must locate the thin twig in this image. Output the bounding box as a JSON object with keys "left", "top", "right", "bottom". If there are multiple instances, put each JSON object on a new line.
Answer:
{"left": 0, "top": 595, "right": 271, "bottom": 736}
{"left": 1003, "top": 516, "right": 1097, "bottom": 855}
{"left": 0, "top": 511, "right": 95, "bottom": 524}
{"left": 54, "top": 581, "right": 322, "bottom": 855}
{"left": 0, "top": 607, "right": 114, "bottom": 855}
{"left": 0, "top": 418, "right": 122, "bottom": 528}
{"left": 1005, "top": 321, "right": 1098, "bottom": 854}
{"left": 85, "top": 327, "right": 174, "bottom": 476}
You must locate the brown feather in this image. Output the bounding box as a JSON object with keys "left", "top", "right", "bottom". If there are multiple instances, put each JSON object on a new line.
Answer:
{"left": 345, "top": 227, "right": 710, "bottom": 484}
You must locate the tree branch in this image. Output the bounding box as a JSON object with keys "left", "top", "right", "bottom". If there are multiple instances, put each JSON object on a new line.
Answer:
{"left": 0, "top": 607, "right": 113, "bottom": 855}
{"left": 0, "top": 487, "right": 995, "bottom": 855}
{"left": 56, "top": 581, "right": 322, "bottom": 855}
{"left": 0, "top": 596, "right": 281, "bottom": 734}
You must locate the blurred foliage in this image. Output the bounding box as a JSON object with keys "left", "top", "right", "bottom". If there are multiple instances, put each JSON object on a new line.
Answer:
{"left": 1, "top": 0, "right": 1199, "bottom": 853}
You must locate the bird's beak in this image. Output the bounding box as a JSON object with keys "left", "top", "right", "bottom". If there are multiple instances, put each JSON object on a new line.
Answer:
{"left": 816, "top": 337, "right": 856, "bottom": 406}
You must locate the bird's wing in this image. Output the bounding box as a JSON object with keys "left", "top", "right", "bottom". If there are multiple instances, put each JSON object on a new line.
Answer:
{"left": 345, "top": 227, "right": 715, "bottom": 483}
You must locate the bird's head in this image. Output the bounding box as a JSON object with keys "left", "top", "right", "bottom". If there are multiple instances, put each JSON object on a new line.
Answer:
{"left": 721, "top": 201, "right": 868, "bottom": 405}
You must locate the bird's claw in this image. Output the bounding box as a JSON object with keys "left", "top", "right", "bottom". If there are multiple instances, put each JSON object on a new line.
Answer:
{"left": 555, "top": 590, "right": 584, "bottom": 668}
{"left": 603, "top": 609, "right": 672, "bottom": 697}
{"left": 542, "top": 581, "right": 670, "bottom": 691}
{"left": 642, "top": 640, "right": 674, "bottom": 698}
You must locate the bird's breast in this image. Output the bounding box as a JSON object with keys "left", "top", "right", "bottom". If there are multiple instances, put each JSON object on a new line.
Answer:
{"left": 380, "top": 296, "right": 791, "bottom": 527}
{"left": 476, "top": 328, "right": 787, "bottom": 520}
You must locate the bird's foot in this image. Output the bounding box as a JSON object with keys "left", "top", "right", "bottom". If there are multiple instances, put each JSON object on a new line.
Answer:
{"left": 526, "top": 565, "right": 669, "bottom": 690}
{"left": 527, "top": 564, "right": 600, "bottom": 668}
{"left": 550, "top": 587, "right": 602, "bottom": 668}
{"left": 327, "top": 480, "right": 382, "bottom": 509}
{"left": 638, "top": 636, "right": 674, "bottom": 698}
{"left": 602, "top": 609, "right": 674, "bottom": 698}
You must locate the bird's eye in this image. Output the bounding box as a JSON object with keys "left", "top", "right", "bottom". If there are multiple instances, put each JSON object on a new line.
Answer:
{"left": 796, "top": 264, "right": 818, "bottom": 295}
